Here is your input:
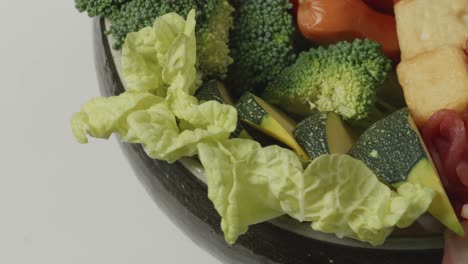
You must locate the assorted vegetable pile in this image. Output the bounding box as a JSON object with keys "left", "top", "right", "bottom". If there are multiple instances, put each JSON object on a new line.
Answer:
{"left": 72, "top": 0, "right": 468, "bottom": 255}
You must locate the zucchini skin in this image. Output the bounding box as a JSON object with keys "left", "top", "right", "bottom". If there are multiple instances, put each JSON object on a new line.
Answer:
{"left": 236, "top": 92, "right": 309, "bottom": 160}
{"left": 294, "top": 112, "right": 329, "bottom": 159}
{"left": 236, "top": 92, "right": 267, "bottom": 125}
{"left": 196, "top": 81, "right": 225, "bottom": 104}
{"left": 295, "top": 112, "right": 355, "bottom": 160}
{"left": 350, "top": 108, "right": 425, "bottom": 183}
{"left": 351, "top": 107, "right": 465, "bottom": 236}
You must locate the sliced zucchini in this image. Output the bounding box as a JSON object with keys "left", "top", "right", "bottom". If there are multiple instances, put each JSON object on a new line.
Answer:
{"left": 196, "top": 80, "right": 235, "bottom": 105}
{"left": 351, "top": 107, "right": 464, "bottom": 236}
{"left": 236, "top": 92, "right": 309, "bottom": 160}
{"left": 294, "top": 112, "right": 356, "bottom": 159}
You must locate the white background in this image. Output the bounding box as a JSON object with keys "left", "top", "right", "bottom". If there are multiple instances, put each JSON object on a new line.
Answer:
{"left": 0, "top": 1, "right": 220, "bottom": 263}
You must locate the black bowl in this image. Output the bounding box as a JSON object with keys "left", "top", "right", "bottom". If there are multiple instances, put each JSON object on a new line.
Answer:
{"left": 92, "top": 17, "right": 444, "bottom": 264}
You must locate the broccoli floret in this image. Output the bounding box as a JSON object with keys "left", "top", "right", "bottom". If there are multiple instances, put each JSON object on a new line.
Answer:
{"left": 75, "top": 0, "right": 129, "bottom": 17}
{"left": 195, "top": 1, "right": 234, "bottom": 79}
{"left": 107, "top": 0, "right": 196, "bottom": 48}
{"left": 106, "top": 0, "right": 233, "bottom": 79}
{"left": 262, "top": 39, "right": 392, "bottom": 121}
{"left": 226, "top": 0, "right": 296, "bottom": 96}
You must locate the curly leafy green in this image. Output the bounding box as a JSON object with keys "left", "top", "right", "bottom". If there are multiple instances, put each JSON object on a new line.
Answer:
{"left": 72, "top": 92, "right": 236, "bottom": 162}
{"left": 71, "top": 92, "right": 163, "bottom": 144}
{"left": 71, "top": 10, "right": 237, "bottom": 162}
{"left": 301, "top": 155, "right": 435, "bottom": 245}
{"left": 198, "top": 139, "right": 302, "bottom": 244}
{"left": 198, "top": 139, "right": 435, "bottom": 245}
{"left": 121, "top": 10, "right": 197, "bottom": 96}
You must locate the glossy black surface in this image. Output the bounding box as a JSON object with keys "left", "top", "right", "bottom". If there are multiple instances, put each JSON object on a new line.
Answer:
{"left": 93, "top": 18, "right": 443, "bottom": 264}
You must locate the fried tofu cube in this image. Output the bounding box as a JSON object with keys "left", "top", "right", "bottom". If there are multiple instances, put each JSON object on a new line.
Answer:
{"left": 395, "top": 0, "right": 468, "bottom": 60}
{"left": 397, "top": 46, "right": 468, "bottom": 127}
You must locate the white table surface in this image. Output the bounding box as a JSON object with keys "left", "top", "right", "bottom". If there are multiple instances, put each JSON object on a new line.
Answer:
{"left": 0, "top": 2, "right": 220, "bottom": 263}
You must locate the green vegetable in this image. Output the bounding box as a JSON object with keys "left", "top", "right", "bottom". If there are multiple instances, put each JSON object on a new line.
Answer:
{"left": 347, "top": 71, "right": 405, "bottom": 131}
{"left": 71, "top": 10, "right": 237, "bottom": 163}
{"left": 74, "top": 0, "right": 129, "bottom": 17}
{"left": 196, "top": 80, "right": 251, "bottom": 139}
{"left": 235, "top": 92, "right": 309, "bottom": 160}
{"left": 262, "top": 39, "right": 392, "bottom": 121}
{"left": 196, "top": 80, "right": 233, "bottom": 104}
{"left": 81, "top": 0, "right": 234, "bottom": 80}
{"left": 197, "top": 139, "right": 290, "bottom": 244}
{"left": 376, "top": 71, "right": 406, "bottom": 109}
{"left": 195, "top": 0, "right": 234, "bottom": 79}
{"left": 346, "top": 105, "right": 390, "bottom": 133}
{"left": 226, "top": 0, "right": 296, "bottom": 96}
{"left": 72, "top": 92, "right": 236, "bottom": 163}
{"left": 334, "top": 72, "right": 403, "bottom": 132}
{"left": 300, "top": 155, "right": 434, "bottom": 246}
{"left": 121, "top": 11, "right": 198, "bottom": 96}
{"left": 350, "top": 108, "right": 464, "bottom": 236}
{"left": 71, "top": 92, "right": 162, "bottom": 144}
{"left": 107, "top": 0, "right": 194, "bottom": 49}
{"left": 294, "top": 112, "right": 356, "bottom": 159}
{"left": 350, "top": 108, "right": 423, "bottom": 184}
{"left": 198, "top": 139, "right": 435, "bottom": 245}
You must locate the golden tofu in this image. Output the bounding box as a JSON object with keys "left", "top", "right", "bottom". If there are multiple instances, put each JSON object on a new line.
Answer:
{"left": 397, "top": 46, "right": 468, "bottom": 127}
{"left": 395, "top": 0, "right": 468, "bottom": 60}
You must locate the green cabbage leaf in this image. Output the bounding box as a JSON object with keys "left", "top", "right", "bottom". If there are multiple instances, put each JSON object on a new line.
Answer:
{"left": 198, "top": 139, "right": 435, "bottom": 245}
{"left": 197, "top": 139, "right": 300, "bottom": 244}
{"left": 300, "top": 155, "right": 435, "bottom": 246}
{"left": 71, "top": 9, "right": 237, "bottom": 162}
